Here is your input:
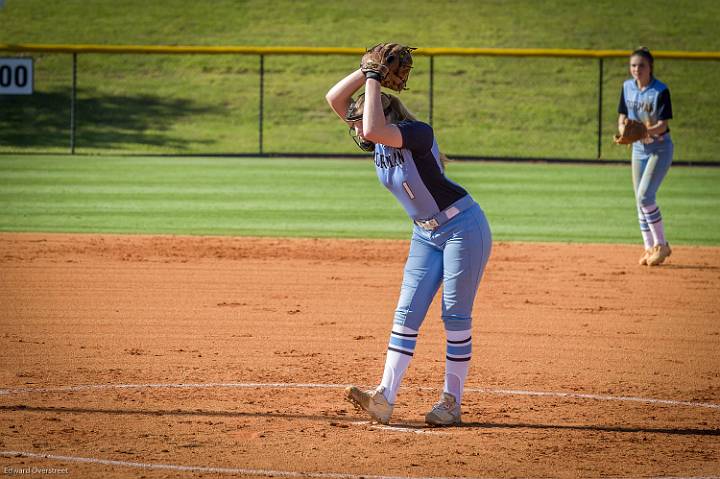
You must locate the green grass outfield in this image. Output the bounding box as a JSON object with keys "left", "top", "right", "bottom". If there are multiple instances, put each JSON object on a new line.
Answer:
{"left": 1, "top": 0, "right": 719, "bottom": 161}
{"left": 1, "top": 156, "right": 718, "bottom": 246}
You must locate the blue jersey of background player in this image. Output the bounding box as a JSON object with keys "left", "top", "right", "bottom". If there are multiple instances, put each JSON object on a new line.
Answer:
{"left": 326, "top": 65, "right": 492, "bottom": 426}
{"left": 617, "top": 47, "right": 674, "bottom": 266}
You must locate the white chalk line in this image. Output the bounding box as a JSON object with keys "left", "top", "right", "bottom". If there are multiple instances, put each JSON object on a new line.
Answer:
{"left": 1, "top": 382, "right": 718, "bottom": 410}
{"left": 464, "top": 387, "right": 720, "bottom": 410}
{"left": 0, "top": 451, "right": 487, "bottom": 479}
{"left": 350, "top": 421, "right": 451, "bottom": 435}
{"left": 1, "top": 451, "right": 719, "bottom": 479}
{"left": 1, "top": 384, "right": 718, "bottom": 479}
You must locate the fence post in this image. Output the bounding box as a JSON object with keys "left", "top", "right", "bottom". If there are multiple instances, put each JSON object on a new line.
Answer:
{"left": 429, "top": 55, "right": 434, "bottom": 126}
{"left": 70, "top": 53, "right": 77, "bottom": 154}
{"left": 259, "top": 54, "right": 264, "bottom": 155}
{"left": 597, "top": 57, "right": 603, "bottom": 159}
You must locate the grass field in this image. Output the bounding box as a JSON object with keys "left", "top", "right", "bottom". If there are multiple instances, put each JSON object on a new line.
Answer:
{"left": 1, "top": 2, "right": 718, "bottom": 244}
{"left": 1, "top": 155, "right": 718, "bottom": 245}
{"left": 1, "top": 0, "right": 719, "bottom": 161}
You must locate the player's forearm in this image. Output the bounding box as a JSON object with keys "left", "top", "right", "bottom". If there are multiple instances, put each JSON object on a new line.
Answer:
{"left": 646, "top": 120, "right": 668, "bottom": 136}
{"left": 326, "top": 69, "right": 366, "bottom": 121}
{"left": 362, "top": 79, "right": 385, "bottom": 138}
{"left": 361, "top": 79, "right": 403, "bottom": 147}
{"left": 617, "top": 114, "right": 627, "bottom": 131}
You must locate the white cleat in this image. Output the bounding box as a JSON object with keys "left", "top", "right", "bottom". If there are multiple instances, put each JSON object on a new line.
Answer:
{"left": 425, "top": 392, "right": 462, "bottom": 426}
{"left": 345, "top": 385, "right": 394, "bottom": 424}
{"left": 647, "top": 243, "right": 672, "bottom": 266}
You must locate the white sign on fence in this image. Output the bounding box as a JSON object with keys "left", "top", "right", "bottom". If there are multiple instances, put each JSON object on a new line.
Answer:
{"left": 0, "top": 58, "right": 34, "bottom": 95}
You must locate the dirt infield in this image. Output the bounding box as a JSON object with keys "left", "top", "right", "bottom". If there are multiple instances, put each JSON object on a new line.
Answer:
{"left": 1, "top": 233, "right": 719, "bottom": 478}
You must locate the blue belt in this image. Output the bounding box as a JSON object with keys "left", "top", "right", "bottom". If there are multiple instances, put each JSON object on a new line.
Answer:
{"left": 414, "top": 195, "right": 476, "bottom": 231}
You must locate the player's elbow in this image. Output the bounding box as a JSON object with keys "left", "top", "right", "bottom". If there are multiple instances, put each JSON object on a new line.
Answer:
{"left": 362, "top": 120, "right": 385, "bottom": 142}
{"left": 364, "top": 124, "right": 403, "bottom": 148}
{"left": 362, "top": 127, "right": 383, "bottom": 144}
{"left": 325, "top": 90, "right": 340, "bottom": 109}
{"left": 326, "top": 89, "right": 348, "bottom": 111}
{"left": 325, "top": 92, "right": 336, "bottom": 109}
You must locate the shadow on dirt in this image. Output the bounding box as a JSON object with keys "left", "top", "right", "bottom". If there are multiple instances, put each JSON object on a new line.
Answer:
{"left": 2, "top": 405, "right": 719, "bottom": 437}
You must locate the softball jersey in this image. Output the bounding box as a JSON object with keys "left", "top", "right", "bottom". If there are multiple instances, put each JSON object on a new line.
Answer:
{"left": 618, "top": 77, "right": 673, "bottom": 141}
{"left": 373, "top": 120, "right": 472, "bottom": 225}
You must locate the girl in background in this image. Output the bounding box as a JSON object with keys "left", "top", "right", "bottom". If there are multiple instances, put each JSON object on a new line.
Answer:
{"left": 617, "top": 47, "right": 674, "bottom": 266}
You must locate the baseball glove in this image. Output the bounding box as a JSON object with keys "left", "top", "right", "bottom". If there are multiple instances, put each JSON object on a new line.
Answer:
{"left": 614, "top": 118, "right": 648, "bottom": 145}
{"left": 360, "top": 43, "right": 416, "bottom": 92}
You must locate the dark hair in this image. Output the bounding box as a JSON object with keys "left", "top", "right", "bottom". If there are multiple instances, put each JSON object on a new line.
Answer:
{"left": 631, "top": 46, "right": 654, "bottom": 74}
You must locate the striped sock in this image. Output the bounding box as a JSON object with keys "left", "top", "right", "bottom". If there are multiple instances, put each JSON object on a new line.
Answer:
{"left": 638, "top": 210, "right": 653, "bottom": 249}
{"left": 379, "top": 325, "right": 418, "bottom": 404}
{"left": 444, "top": 329, "right": 472, "bottom": 404}
{"left": 641, "top": 204, "right": 666, "bottom": 246}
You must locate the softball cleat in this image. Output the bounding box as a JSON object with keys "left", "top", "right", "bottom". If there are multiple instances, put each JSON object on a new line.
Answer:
{"left": 638, "top": 248, "right": 652, "bottom": 266}
{"left": 425, "top": 392, "right": 462, "bottom": 426}
{"left": 647, "top": 243, "right": 672, "bottom": 266}
{"left": 345, "top": 385, "right": 393, "bottom": 424}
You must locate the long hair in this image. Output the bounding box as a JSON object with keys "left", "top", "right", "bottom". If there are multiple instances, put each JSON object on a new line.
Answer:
{"left": 631, "top": 46, "right": 654, "bottom": 76}
{"left": 349, "top": 92, "right": 449, "bottom": 165}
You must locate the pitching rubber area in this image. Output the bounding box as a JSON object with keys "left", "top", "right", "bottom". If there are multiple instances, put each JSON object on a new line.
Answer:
{"left": 1, "top": 233, "right": 719, "bottom": 478}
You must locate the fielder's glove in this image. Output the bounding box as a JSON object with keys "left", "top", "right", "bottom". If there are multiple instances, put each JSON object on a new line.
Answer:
{"left": 360, "top": 43, "right": 416, "bottom": 92}
{"left": 614, "top": 118, "right": 649, "bottom": 145}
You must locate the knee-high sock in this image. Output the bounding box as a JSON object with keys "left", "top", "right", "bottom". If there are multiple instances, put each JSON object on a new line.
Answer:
{"left": 444, "top": 328, "right": 472, "bottom": 404}
{"left": 641, "top": 204, "right": 666, "bottom": 246}
{"left": 380, "top": 325, "right": 418, "bottom": 404}
{"left": 637, "top": 209, "right": 653, "bottom": 249}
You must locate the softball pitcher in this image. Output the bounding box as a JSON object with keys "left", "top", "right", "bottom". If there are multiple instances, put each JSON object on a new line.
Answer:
{"left": 617, "top": 47, "right": 674, "bottom": 266}
{"left": 326, "top": 60, "right": 492, "bottom": 426}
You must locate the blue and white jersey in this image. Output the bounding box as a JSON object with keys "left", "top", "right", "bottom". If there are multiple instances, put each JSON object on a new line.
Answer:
{"left": 618, "top": 77, "right": 673, "bottom": 129}
{"left": 373, "top": 120, "right": 468, "bottom": 221}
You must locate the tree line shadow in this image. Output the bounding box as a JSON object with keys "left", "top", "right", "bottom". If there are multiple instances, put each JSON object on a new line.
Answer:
{"left": 0, "top": 88, "right": 222, "bottom": 150}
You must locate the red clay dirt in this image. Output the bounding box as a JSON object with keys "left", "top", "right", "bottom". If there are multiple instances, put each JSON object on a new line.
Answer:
{"left": 0, "top": 233, "right": 719, "bottom": 478}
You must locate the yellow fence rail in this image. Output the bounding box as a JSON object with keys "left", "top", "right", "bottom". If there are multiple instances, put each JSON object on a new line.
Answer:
{"left": 2, "top": 44, "right": 720, "bottom": 60}
{"left": 2, "top": 44, "right": 719, "bottom": 159}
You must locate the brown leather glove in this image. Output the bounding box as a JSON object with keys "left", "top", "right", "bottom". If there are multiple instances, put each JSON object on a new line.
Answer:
{"left": 360, "top": 43, "right": 416, "bottom": 92}
{"left": 614, "top": 118, "right": 649, "bottom": 145}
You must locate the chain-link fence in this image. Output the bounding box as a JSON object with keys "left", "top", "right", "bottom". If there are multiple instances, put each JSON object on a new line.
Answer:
{"left": 1, "top": 45, "right": 719, "bottom": 164}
